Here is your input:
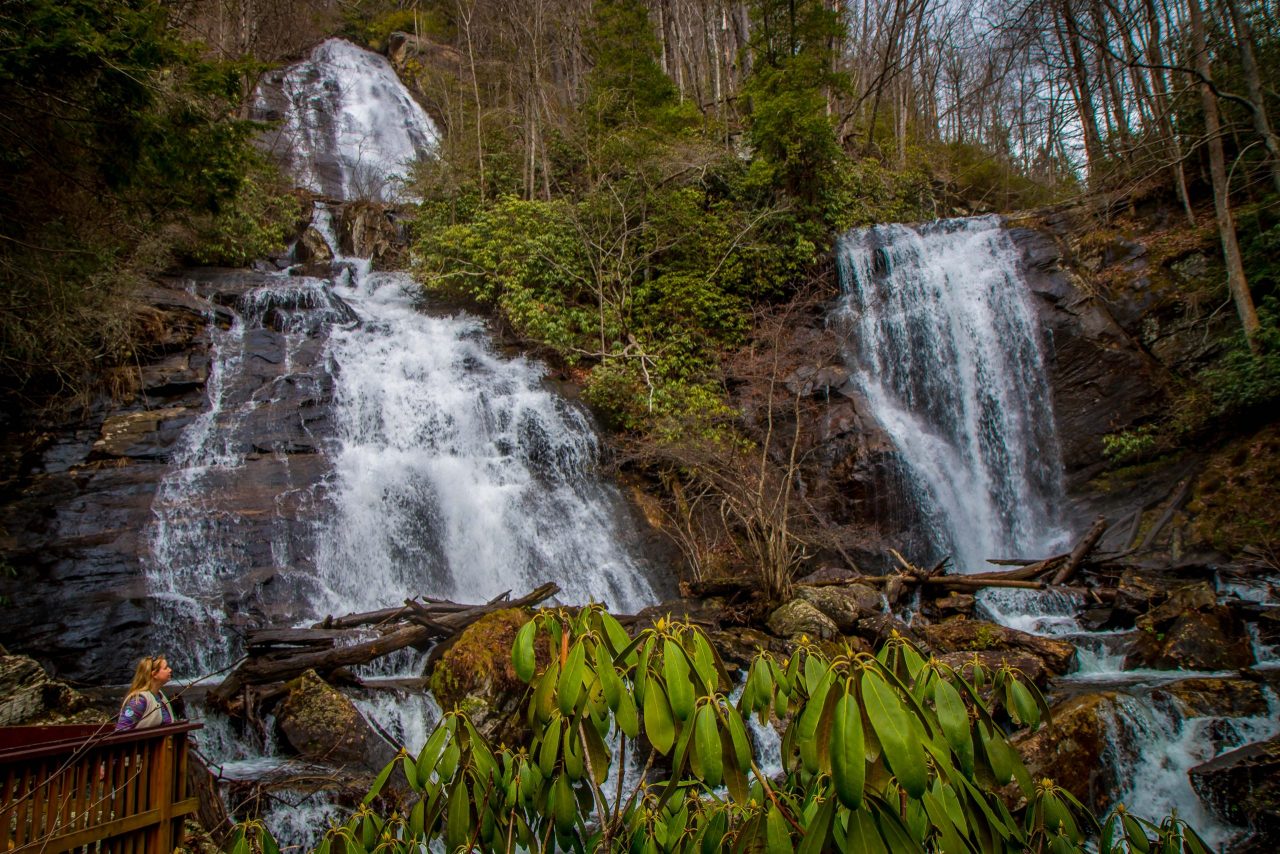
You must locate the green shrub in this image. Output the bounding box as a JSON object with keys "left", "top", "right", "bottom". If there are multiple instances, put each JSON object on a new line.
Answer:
{"left": 180, "top": 158, "right": 304, "bottom": 266}
{"left": 233, "top": 609, "right": 1208, "bottom": 853}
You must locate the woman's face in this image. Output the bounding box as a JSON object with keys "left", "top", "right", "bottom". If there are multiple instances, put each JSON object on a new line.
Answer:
{"left": 151, "top": 658, "right": 172, "bottom": 687}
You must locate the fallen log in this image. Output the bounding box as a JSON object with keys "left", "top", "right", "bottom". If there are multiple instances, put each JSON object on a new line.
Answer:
{"left": 926, "top": 577, "right": 1045, "bottom": 591}
{"left": 210, "top": 583, "right": 560, "bottom": 709}
{"left": 313, "top": 599, "right": 475, "bottom": 630}
{"left": 244, "top": 628, "right": 347, "bottom": 650}
{"left": 816, "top": 574, "right": 1048, "bottom": 591}
{"left": 1050, "top": 515, "right": 1109, "bottom": 586}
{"left": 968, "top": 555, "right": 1066, "bottom": 582}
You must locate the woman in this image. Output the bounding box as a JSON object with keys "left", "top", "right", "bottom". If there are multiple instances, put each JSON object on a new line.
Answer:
{"left": 115, "top": 654, "right": 175, "bottom": 731}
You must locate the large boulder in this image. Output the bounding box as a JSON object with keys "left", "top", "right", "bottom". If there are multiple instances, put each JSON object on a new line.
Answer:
{"left": 1190, "top": 735, "right": 1280, "bottom": 851}
{"left": 1010, "top": 692, "right": 1120, "bottom": 814}
{"left": 0, "top": 651, "right": 100, "bottom": 726}
{"left": 918, "top": 618, "right": 1076, "bottom": 683}
{"left": 276, "top": 670, "right": 398, "bottom": 774}
{"left": 428, "top": 609, "right": 535, "bottom": 746}
{"left": 1124, "top": 583, "right": 1254, "bottom": 671}
{"left": 936, "top": 650, "right": 1056, "bottom": 688}
{"left": 793, "top": 585, "right": 876, "bottom": 633}
{"left": 1154, "top": 677, "right": 1268, "bottom": 718}
{"left": 767, "top": 599, "right": 839, "bottom": 641}
{"left": 337, "top": 201, "right": 403, "bottom": 265}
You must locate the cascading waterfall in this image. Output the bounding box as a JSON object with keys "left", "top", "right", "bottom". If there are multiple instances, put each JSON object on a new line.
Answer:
{"left": 146, "top": 217, "right": 657, "bottom": 674}
{"left": 835, "top": 215, "right": 1280, "bottom": 843}
{"left": 834, "top": 216, "right": 1070, "bottom": 571}
{"left": 147, "top": 39, "right": 657, "bottom": 677}
{"left": 978, "top": 581, "right": 1280, "bottom": 844}
{"left": 147, "top": 277, "right": 354, "bottom": 675}
{"left": 151, "top": 38, "right": 662, "bottom": 847}
{"left": 1105, "top": 689, "right": 1280, "bottom": 850}
{"left": 252, "top": 38, "right": 439, "bottom": 202}
{"left": 310, "top": 207, "right": 656, "bottom": 616}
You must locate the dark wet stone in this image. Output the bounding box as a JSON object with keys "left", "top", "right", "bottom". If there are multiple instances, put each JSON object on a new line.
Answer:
{"left": 1191, "top": 735, "right": 1280, "bottom": 851}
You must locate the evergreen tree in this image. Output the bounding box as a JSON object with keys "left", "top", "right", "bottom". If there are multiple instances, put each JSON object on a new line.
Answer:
{"left": 742, "top": 0, "right": 848, "bottom": 228}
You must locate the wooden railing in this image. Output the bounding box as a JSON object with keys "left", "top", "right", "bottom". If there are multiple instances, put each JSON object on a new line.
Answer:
{"left": 0, "top": 722, "right": 201, "bottom": 853}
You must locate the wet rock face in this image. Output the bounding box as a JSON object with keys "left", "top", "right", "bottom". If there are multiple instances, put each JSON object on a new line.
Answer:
{"left": 0, "top": 650, "right": 103, "bottom": 726}
{"left": 1011, "top": 692, "right": 1120, "bottom": 814}
{"left": 338, "top": 201, "right": 405, "bottom": 266}
{"left": 1124, "top": 582, "right": 1255, "bottom": 671}
{"left": 276, "top": 670, "right": 398, "bottom": 774}
{"left": 1004, "top": 223, "right": 1168, "bottom": 494}
{"left": 917, "top": 618, "right": 1076, "bottom": 684}
{"left": 1191, "top": 734, "right": 1280, "bottom": 850}
{"left": 1155, "top": 678, "right": 1269, "bottom": 718}
{"left": 0, "top": 270, "right": 340, "bottom": 683}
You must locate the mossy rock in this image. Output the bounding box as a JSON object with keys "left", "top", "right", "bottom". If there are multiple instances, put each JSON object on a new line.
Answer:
{"left": 428, "top": 608, "right": 535, "bottom": 746}
{"left": 917, "top": 617, "right": 1075, "bottom": 682}
{"left": 1186, "top": 424, "right": 1280, "bottom": 556}
{"left": 1009, "top": 692, "right": 1120, "bottom": 814}
{"left": 766, "top": 599, "right": 839, "bottom": 641}
{"left": 277, "top": 670, "right": 397, "bottom": 775}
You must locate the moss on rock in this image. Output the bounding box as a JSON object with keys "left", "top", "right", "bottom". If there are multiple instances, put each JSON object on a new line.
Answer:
{"left": 1187, "top": 424, "right": 1280, "bottom": 556}
{"left": 428, "top": 608, "right": 536, "bottom": 746}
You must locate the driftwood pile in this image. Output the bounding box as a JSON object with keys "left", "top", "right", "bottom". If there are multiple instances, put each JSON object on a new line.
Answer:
{"left": 209, "top": 583, "right": 560, "bottom": 713}
{"left": 810, "top": 516, "right": 1113, "bottom": 605}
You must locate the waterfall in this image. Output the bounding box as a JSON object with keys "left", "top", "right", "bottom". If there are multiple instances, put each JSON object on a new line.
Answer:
{"left": 145, "top": 223, "right": 657, "bottom": 674}
{"left": 146, "top": 277, "right": 354, "bottom": 675}
{"left": 834, "top": 215, "right": 1069, "bottom": 571}
{"left": 1104, "top": 690, "right": 1280, "bottom": 850}
{"left": 145, "top": 40, "right": 657, "bottom": 676}
{"left": 252, "top": 38, "right": 439, "bottom": 202}
{"left": 310, "top": 208, "right": 656, "bottom": 617}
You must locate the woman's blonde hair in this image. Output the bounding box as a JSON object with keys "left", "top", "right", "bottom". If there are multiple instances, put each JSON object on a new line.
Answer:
{"left": 123, "top": 654, "right": 167, "bottom": 703}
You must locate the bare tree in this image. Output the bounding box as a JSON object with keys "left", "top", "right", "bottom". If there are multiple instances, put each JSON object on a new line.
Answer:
{"left": 1188, "top": 0, "right": 1259, "bottom": 349}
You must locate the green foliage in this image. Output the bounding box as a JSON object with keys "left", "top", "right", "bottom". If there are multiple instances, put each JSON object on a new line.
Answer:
{"left": 742, "top": 0, "right": 847, "bottom": 229}
{"left": 0, "top": 0, "right": 300, "bottom": 402}
{"left": 1102, "top": 423, "right": 1163, "bottom": 464}
{"left": 1103, "top": 292, "right": 1280, "bottom": 468}
{"left": 1198, "top": 303, "right": 1280, "bottom": 419}
{"left": 243, "top": 610, "right": 1206, "bottom": 853}
{"left": 345, "top": 5, "right": 451, "bottom": 52}
{"left": 180, "top": 158, "right": 303, "bottom": 267}
{"left": 414, "top": 172, "right": 764, "bottom": 434}
{"left": 1237, "top": 206, "right": 1280, "bottom": 302}
{"left": 583, "top": 0, "right": 680, "bottom": 132}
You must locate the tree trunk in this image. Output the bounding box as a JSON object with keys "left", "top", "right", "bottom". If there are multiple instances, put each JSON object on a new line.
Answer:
{"left": 1224, "top": 0, "right": 1280, "bottom": 196}
{"left": 1188, "top": 0, "right": 1260, "bottom": 349}
{"left": 1143, "top": 0, "right": 1195, "bottom": 224}
{"left": 1058, "top": 0, "right": 1105, "bottom": 182}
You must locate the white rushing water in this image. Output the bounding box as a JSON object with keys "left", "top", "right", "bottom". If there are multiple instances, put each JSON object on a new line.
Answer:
{"left": 1106, "top": 689, "right": 1280, "bottom": 851}
{"left": 979, "top": 582, "right": 1280, "bottom": 846}
{"left": 145, "top": 213, "right": 657, "bottom": 674}
{"left": 253, "top": 38, "right": 439, "bottom": 202}
{"left": 834, "top": 216, "right": 1070, "bottom": 572}
{"left": 146, "top": 277, "right": 357, "bottom": 675}
{"left": 312, "top": 216, "right": 656, "bottom": 615}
